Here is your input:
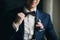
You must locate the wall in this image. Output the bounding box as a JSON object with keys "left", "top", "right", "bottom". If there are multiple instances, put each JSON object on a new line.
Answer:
{"left": 43, "top": 0, "right": 60, "bottom": 40}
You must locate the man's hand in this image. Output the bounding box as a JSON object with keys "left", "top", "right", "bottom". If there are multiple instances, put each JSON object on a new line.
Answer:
{"left": 14, "top": 12, "right": 25, "bottom": 28}
{"left": 36, "top": 22, "right": 44, "bottom": 29}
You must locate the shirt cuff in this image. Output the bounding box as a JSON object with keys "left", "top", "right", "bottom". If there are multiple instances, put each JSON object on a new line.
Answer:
{"left": 12, "top": 22, "right": 19, "bottom": 32}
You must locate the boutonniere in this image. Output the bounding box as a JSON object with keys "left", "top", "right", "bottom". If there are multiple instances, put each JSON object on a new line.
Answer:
{"left": 36, "top": 19, "right": 44, "bottom": 29}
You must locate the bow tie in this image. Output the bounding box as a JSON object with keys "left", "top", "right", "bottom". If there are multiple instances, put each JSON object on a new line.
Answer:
{"left": 25, "top": 11, "right": 35, "bottom": 16}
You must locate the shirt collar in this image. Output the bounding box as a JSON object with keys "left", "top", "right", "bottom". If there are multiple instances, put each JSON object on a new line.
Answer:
{"left": 24, "top": 7, "right": 37, "bottom": 13}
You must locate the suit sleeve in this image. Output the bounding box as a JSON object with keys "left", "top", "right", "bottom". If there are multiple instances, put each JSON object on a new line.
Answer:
{"left": 45, "top": 15, "right": 57, "bottom": 40}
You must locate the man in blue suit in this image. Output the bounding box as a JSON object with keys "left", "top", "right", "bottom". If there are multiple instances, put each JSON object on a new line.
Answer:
{"left": 6, "top": 0, "right": 57, "bottom": 40}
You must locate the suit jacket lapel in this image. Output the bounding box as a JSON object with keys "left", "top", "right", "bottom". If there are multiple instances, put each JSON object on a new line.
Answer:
{"left": 35, "top": 10, "right": 42, "bottom": 40}
{"left": 36, "top": 10, "right": 42, "bottom": 20}
{"left": 19, "top": 20, "right": 24, "bottom": 40}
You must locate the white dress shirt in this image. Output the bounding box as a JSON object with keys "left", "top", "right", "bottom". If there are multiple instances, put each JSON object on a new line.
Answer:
{"left": 13, "top": 7, "right": 36, "bottom": 40}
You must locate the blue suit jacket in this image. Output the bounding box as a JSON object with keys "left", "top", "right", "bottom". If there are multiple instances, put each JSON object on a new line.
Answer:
{"left": 4, "top": 8, "right": 57, "bottom": 40}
